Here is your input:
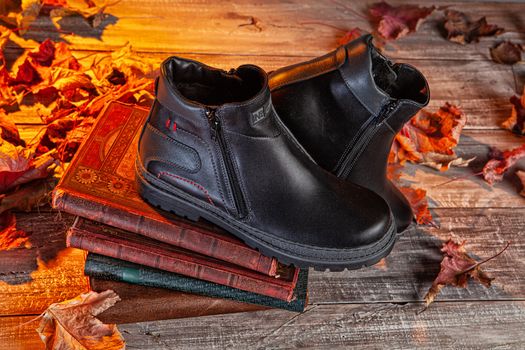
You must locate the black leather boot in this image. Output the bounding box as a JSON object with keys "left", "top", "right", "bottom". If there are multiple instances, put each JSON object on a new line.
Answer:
{"left": 136, "top": 56, "right": 397, "bottom": 270}
{"left": 269, "top": 35, "right": 430, "bottom": 233}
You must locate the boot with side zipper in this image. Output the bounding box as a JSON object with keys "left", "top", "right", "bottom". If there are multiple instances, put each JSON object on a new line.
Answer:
{"left": 135, "top": 55, "right": 397, "bottom": 270}
{"left": 269, "top": 35, "right": 430, "bottom": 233}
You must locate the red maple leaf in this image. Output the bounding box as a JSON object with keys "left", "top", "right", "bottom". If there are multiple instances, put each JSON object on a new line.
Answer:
{"left": 387, "top": 163, "right": 434, "bottom": 225}
{"left": 423, "top": 238, "right": 509, "bottom": 309}
{"left": 9, "top": 59, "right": 42, "bottom": 86}
{"left": 28, "top": 39, "right": 56, "bottom": 67}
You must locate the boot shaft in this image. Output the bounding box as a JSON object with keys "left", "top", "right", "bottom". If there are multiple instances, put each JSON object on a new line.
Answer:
{"left": 270, "top": 35, "right": 429, "bottom": 179}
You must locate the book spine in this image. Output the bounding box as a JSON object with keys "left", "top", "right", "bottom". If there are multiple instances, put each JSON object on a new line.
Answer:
{"left": 53, "top": 188, "right": 277, "bottom": 276}
{"left": 84, "top": 253, "right": 308, "bottom": 312}
{"left": 68, "top": 228, "right": 294, "bottom": 301}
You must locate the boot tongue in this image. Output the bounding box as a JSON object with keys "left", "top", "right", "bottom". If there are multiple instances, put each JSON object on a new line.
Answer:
{"left": 339, "top": 34, "right": 394, "bottom": 116}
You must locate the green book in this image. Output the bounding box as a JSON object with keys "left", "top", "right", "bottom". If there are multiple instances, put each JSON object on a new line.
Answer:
{"left": 85, "top": 253, "right": 309, "bottom": 312}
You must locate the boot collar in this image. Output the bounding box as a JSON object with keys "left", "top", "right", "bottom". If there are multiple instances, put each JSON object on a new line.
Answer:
{"left": 339, "top": 35, "right": 430, "bottom": 116}
{"left": 156, "top": 56, "right": 272, "bottom": 133}
{"left": 339, "top": 35, "right": 391, "bottom": 116}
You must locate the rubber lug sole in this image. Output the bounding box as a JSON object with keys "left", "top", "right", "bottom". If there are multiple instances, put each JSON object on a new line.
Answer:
{"left": 135, "top": 159, "right": 398, "bottom": 271}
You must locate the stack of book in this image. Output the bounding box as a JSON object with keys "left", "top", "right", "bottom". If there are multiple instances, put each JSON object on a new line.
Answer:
{"left": 52, "top": 102, "right": 308, "bottom": 324}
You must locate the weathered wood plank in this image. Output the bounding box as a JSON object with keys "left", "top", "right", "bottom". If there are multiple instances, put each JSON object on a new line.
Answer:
{"left": 0, "top": 213, "right": 88, "bottom": 316}
{"left": 0, "top": 316, "right": 44, "bottom": 350}
{"left": 3, "top": 301, "right": 524, "bottom": 350}
{"left": 6, "top": 52, "right": 519, "bottom": 129}
{"left": 14, "top": 1, "right": 524, "bottom": 61}
{"left": 117, "top": 301, "right": 525, "bottom": 349}
{"left": 309, "top": 208, "right": 525, "bottom": 304}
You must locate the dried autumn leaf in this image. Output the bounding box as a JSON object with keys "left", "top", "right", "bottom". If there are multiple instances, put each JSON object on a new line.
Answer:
{"left": 390, "top": 103, "right": 469, "bottom": 171}
{"left": 482, "top": 144, "right": 525, "bottom": 185}
{"left": 37, "top": 290, "right": 125, "bottom": 350}
{"left": 490, "top": 41, "right": 523, "bottom": 65}
{"left": 0, "top": 140, "right": 57, "bottom": 193}
{"left": 0, "top": 0, "right": 42, "bottom": 34}
{"left": 0, "top": 210, "right": 31, "bottom": 250}
{"left": 443, "top": 10, "right": 504, "bottom": 45}
{"left": 369, "top": 1, "right": 435, "bottom": 40}
{"left": 423, "top": 238, "right": 509, "bottom": 308}
{"left": 386, "top": 163, "right": 434, "bottom": 225}
{"left": 49, "top": 0, "right": 116, "bottom": 28}
{"left": 28, "top": 38, "right": 56, "bottom": 67}
{"left": 10, "top": 58, "right": 42, "bottom": 86}
{"left": 0, "top": 109, "right": 25, "bottom": 146}
{"left": 17, "top": 0, "right": 42, "bottom": 33}
{"left": 502, "top": 87, "right": 525, "bottom": 135}
{"left": 0, "top": 176, "right": 56, "bottom": 213}
{"left": 398, "top": 185, "right": 433, "bottom": 225}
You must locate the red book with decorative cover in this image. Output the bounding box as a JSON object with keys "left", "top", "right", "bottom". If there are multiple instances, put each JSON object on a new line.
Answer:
{"left": 68, "top": 217, "right": 299, "bottom": 301}
{"left": 52, "top": 101, "right": 290, "bottom": 277}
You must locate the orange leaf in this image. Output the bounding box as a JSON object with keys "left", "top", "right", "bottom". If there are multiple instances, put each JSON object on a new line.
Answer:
{"left": 397, "top": 185, "right": 433, "bottom": 225}
{"left": 390, "top": 103, "right": 468, "bottom": 171}
{"left": 338, "top": 28, "right": 365, "bottom": 45}
{"left": 502, "top": 87, "right": 525, "bottom": 135}
{"left": 37, "top": 290, "right": 125, "bottom": 350}
{"left": 0, "top": 211, "right": 31, "bottom": 250}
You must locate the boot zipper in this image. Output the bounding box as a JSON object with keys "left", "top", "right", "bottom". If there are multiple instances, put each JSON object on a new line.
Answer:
{"left": 207, "top": 109, "right": 248, "bottom": 218}
{"left": 336, "top": 100, "right": 398, "bottom": 178}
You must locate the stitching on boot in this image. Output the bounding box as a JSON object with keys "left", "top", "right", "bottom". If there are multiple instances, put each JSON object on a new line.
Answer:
{"left": 158, "top": 171, "right": 215, "bottom": 206}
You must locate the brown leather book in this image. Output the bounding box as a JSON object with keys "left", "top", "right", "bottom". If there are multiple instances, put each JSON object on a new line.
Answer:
{"left": 68, "top": 217, "right": 299, "bottom": 301}
{"left": 91, "top": 278, "right": 268, "bottom": 324}
{"left": 52, "top": 101, "right": 292, "bottom": 278}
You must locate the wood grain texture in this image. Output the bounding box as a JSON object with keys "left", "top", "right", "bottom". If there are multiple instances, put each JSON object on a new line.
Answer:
{"left": 13, "top": 1, "right": 524, "bottom": 60}
{"left": 0, "top": 316, "right": 44, "bottom": 350}
{"left": 0, "top": 213, "right": 88, "bottom": 315}
{"left": 117, "top": 301, "right": 525, "bottom": 349}
{"left": 3, "top": 301, "right": 525, "bottom": 349}
{"left": 309, "top": 208, "right": 525, "bottom": 304}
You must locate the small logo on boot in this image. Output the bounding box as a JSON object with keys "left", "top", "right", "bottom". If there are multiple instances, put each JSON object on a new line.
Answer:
{"left": 251, "top": 99, "right": 272, "bottom": 126}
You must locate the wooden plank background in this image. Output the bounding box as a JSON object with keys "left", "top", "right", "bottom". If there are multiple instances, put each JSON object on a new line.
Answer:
{"left": 1, "top": 0, "right": 524, "bottom": 348}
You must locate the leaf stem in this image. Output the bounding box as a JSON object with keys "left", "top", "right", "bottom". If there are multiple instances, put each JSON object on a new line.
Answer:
{"left": 463, "top": 241, "right": 511, "bottom": 274}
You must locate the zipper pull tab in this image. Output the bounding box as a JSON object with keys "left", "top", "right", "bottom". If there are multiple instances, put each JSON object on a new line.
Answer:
{"left": 211, "top": 119, "right": 221, "bottom": 140}
{"left": 206, "top": 109, "right": 220, "bottom": 139}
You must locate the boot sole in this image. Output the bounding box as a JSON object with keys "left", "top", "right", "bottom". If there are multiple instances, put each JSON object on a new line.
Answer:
{"left": 135, "top": 159, "right": 398, "bottom": 271}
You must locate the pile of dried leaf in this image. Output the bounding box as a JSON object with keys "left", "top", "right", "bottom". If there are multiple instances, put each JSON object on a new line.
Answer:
{"left": 0, "top": 24, "right": 156, "bottom": 251}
